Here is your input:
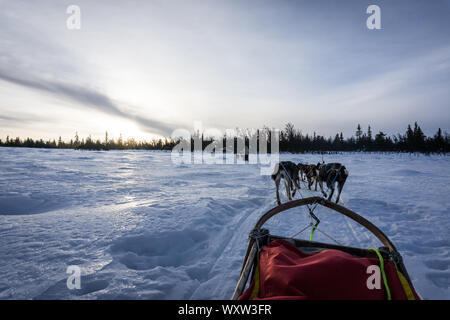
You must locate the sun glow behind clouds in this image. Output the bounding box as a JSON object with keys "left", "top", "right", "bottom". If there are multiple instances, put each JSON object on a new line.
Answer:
{"left": 0, "top": 0, "right": 449, "bottom": 139}
{"left": 89, "top": 115, "right": 164, "bottom": 142}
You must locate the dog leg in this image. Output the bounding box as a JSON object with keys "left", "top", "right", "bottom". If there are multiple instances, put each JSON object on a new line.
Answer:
{"left": 275, "top": 176, "right": 281, "bottom": 205}
{"left": 328, "top": 186, "right": 335, "bottom": 201}
{"left": 294, "top": 176, "right": 301, "bottom": 191}
{"left": 335, "top": 184, "right": 342, "bottom": 203}
{"left": 292, "top": 177, "right": 300, "bottom": 197}
{"left": 335, "top": 180, "right": 346, "bottom": 203}
{"left": 289, "top": 179, "right": 294, "bottom": 198}
{"left": 319, "top": 180, "right": 327, "bottom": 198}
{"left": 285, "top": 179, "right": 292, "bottom": 201}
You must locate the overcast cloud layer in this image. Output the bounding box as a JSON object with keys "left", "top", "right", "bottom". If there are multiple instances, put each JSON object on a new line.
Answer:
{"left": 0, "top": 0, "right": 449, "bottom": 140}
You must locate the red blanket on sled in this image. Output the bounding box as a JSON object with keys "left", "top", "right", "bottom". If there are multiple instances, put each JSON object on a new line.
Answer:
{"left": 239, "top": 240, "right": 419, "bottom": 300}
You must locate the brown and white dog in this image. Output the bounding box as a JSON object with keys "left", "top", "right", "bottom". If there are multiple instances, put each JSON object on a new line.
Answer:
{"left": 316, "top": 162, "right": 349, "bottom": 203}
{"left": 300, "top": 163, "right": 319, "bottom": 191}
{"left": 296, "top": 163, "right": 307, "bottom": 182}
{"left": 271, "top": 161, "right": 301, "bottom": 205}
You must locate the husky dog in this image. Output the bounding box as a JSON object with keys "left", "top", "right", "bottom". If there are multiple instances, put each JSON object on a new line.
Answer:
{"left": 302, "top": 164, "right": 319, "bottom": 191}
{"left": 271, "top": 161, "right": 301, "bottom": 205}
{"left": 316, "top": 163, "right": 349, "bottom": 203}
{"left": 296, "top": 163, "right": 307, "bottom": 182}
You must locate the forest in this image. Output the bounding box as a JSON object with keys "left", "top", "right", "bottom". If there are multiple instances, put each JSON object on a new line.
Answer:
{"left": 1, "top": 122, "right": 448, "bottom": 154}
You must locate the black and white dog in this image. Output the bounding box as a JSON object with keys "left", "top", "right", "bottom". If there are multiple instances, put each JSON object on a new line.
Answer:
{"left": 316, "top": 162, "right": 349, "bottom": 203}
{"left": 271, "top": 161, "right": 301, "bottom": 205}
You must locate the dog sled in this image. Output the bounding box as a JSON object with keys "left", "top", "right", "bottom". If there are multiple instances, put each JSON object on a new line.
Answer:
{"left": 232, "top": 197, "right": 419, "bottom": 300}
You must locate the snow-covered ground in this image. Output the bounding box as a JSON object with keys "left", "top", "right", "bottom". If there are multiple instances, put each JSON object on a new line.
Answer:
{"left": 0, "top": 147, "right": 449, "bottom": 300}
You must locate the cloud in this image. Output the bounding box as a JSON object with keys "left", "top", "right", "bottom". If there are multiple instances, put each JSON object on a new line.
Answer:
{"left": 0, "top": 114, "right": 31, "bottom": 123}
{"left": 0, "top": 67, "right": 174, "bottom": 136}
{"left": 1, "top": 0, "right": 449, "bottom": 139}
{"left": 0, "top": 2, "right": 175, "bottom": 137}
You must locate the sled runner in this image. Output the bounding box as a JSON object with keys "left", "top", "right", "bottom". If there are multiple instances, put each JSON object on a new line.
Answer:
{"left": 232, "top": 197, "right": 419, "bottom": 300}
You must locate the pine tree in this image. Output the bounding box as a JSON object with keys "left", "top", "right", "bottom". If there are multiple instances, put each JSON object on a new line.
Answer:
{"left": 104, "top": 131, "right": 109, "bottom": 150}
{"left": 367, "top": 125, "right": 373, "bottom": 142}
{"left": 74, "top": 132, "right": 80, "bottom": 148}
{"left": 118, "top": 133, "right": 123, "bottom": 149}
{"left": 356, "top": 124, "right": 362, "bottom": 142}
{"left": 406, "top": 124, "right": 414, "bottom": 151}
{"left": 413, "top": 122, "right": 425, "bottom": 151}
{"left": 434, "top": 128, "right": 444, "bottom": 152}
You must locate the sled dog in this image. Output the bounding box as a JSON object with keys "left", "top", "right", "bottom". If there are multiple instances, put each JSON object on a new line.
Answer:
{"left": 301, "top": 164, "right": 320, "bottom": 191}
{"left": 316, "top": 163, "right": 349, "bottom": 203}
{"left": 271, "top": 161, "right": 301, "bottom": 205}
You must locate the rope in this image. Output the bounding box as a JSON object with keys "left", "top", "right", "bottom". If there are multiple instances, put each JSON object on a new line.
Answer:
{"left": 315, "top": 227, "right": 344, "bottom": 246}
{"left": 308, "top": 204, "right": 320, "bottom": 241}
{"left": 290, "top": 224, "right": 312, "bottom": 239}
{"left": 297, "top": 171, "right": 347, "bottom": 246}
{"left": 310, "top": 218, "right": 320, "bottom": 241}
{"left": 280, "top": 162, "right": 321, "bottom": 241}
{"left": 369, "top": 248, "right": 392, "bottom": 300}
{"left": 279, "top": 162, "right": 344, "bottom": 247}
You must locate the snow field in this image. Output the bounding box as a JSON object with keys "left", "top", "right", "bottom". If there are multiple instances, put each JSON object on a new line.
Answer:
{"left": 0, "top": 148, "right": 449, "bottom": 299}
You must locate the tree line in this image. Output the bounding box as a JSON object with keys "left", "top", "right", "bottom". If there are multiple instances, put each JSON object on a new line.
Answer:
{"left": 278, "top": 122, "right": 449, "bottom": 153}
{"left": 0, "top": 122, "right": 448, "bottom": 154}
{"left": 0, "top": 132, "right": 177, "bottom": 151}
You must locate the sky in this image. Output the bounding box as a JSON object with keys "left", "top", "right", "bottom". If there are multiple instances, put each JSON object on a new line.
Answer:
{"left": 0, "top": 0, "right": 449, "bottom": 141}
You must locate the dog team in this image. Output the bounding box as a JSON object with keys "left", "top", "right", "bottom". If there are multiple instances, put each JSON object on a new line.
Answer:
{"left": 271, "top": 160, "right": 349, "bottom": 205}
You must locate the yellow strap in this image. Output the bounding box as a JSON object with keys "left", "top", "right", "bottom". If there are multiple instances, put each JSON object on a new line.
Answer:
{"left": 249, "top": 264, "right": 260, "bottom": 300}
{"left": 396, "top": 269, "right": 416, "bottom": 300}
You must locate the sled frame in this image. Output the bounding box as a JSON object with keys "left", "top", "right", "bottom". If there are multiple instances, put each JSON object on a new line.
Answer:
{"left": 231, "top": 196, "right": 412, "bottom": 300}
